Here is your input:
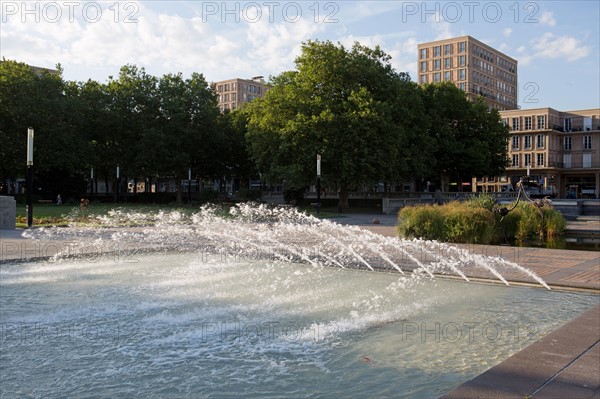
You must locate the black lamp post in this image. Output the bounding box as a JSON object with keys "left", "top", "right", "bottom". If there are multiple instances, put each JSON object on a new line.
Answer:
{"left": 115, "top": 164, "right": 120, "bottom": 203}
{"left": 188, "top": 167, "right": 192, "bottom": 205}
{"left": 90, "top": 167, "right": 94, "bottom": 200}
{"left": 26, "top": 127, "right": 34, "bottom": 228}
{"left": 316, "top": 154, "right": 321, "bottom": 215}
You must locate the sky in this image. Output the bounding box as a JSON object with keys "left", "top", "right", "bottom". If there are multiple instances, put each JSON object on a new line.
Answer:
{"left": 1, "top": 0, "right": 598, "bottom": 110}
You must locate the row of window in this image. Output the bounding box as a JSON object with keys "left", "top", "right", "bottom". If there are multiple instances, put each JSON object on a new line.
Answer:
{"left": 564, "top": 136, "right": 593, "bottom": 150}
{"left": 216, "top": 82, "right": 263, "bottom": 95}
{"left": 506, "top": 116, "right": 547, "bottom": 131}
{"left": 511, "top": 134, "right": 546, "bottom": 150}
{"left": 420, "top": 55, "right": 467, "bottom": 72}
{"left": 511, "top": 153, "right": 595, "bottom": 168}
{"left": 419, "top": 41, "right": 467, "bottom": 59}
{"left": 511, "top": 153, "right": 545, "bottom": 167}
{"left": 510, "top": 134, "right": 593, "bottom": 151}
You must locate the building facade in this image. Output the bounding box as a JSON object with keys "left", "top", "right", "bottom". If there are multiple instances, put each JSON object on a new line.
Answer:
{"left": 417, "top": 35, "right": 518, "bottom": 110}
{"left": 476, "top": 108, "right": 600, "bottom": 198}
{"left": 211, "top": 76, "right": 269, "bottom": 112}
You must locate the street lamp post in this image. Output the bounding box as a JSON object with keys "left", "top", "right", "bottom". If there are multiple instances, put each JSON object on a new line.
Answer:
{"left": 316, "top": 154, "right": 321, "bottom": 215}
{"left": 188, "top": 167, "right": 192, "bottom": 205}
{"left": 115, "top": 164, "right": 120, "bottom": 203}
{"left": 90, "top": 167, "right": 94, "bottom": 200}
{"left": 26, "top": 127, "right": 34, "bottom": 228}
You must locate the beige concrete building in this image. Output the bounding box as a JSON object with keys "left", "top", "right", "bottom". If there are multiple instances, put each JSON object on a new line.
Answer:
{"left": 476, "top": 108, "right": 600, "bottom": 198}
{"left": 417, "top": 35, "right": 518, "bottom": 110}
{"left": 211, "top": 76, "right": 269, "bottom": 112}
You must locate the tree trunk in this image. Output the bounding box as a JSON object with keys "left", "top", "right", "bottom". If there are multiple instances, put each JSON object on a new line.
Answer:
{"left": 337, "top": 183, "right": 350, "bottom": 213}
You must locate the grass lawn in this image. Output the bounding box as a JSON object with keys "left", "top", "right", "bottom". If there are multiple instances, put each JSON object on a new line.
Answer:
{"left": 15, "top": 202, "right": 363, "bottom": 228}
{"left": 15, "top": 203, "right": 201, "bottom": 228}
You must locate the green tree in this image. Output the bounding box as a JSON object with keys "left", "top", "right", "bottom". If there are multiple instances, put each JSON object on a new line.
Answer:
{"left": 0, "top": 59, "right": 89, "bottom": 198}
{"left": 244, "top": 40, "right": 427, "bottom": 210}
{"left": 420, "top": 82, "right": 509, "bottom": 190}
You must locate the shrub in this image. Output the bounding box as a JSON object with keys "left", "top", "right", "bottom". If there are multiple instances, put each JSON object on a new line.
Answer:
{"left": 465, "top": 193, "right": 497, "bottom": 212}
{"left": 397, "top": 205, "right": 446, "bottom": 241}
{"left": 542, "top": 207, "right": 567, "bottom": 238}
{"left": 397, "top": 197, "right": 565, "bottom": 245}
{"left": 443, "top": 204, "right": 495, "bottom": 244}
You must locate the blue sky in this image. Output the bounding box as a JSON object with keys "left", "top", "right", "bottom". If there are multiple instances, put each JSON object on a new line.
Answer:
{"left": 1, "top": 1, "right": 598, "bottom": 110}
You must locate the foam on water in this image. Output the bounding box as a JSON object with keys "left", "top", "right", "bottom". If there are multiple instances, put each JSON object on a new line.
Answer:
{"left": 4, "top": 204, "right": 595, "bottom": 397}
{"left": 22, "top": 204, "right": 550, "bottom": 288}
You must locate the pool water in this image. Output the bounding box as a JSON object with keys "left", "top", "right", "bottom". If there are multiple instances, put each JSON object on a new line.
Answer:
{"left": 1, "top": 253, "right": 597, "bottom": 398}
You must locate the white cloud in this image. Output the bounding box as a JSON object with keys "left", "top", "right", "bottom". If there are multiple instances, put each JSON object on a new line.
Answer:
{"left": 503, "top": 28, "right": 512, "bottom": 37}
{"left": 539, "top": 11, "right": 556, "bottom": 26}
{"left": 531, "top": 32, "right": 590, "bottom": 62}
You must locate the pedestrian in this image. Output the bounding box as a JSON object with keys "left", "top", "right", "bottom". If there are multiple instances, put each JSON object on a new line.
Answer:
{"left": 56, "top": 194, "right": 62, "bottom": 205}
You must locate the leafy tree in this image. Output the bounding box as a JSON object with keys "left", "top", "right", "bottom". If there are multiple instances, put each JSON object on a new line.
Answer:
{"left": 0, "top": 59, "right": 89, "bottom": 199}
{"left": 420, "top": 82, "right": 509, "bottom": 190}
{"left": 244, "top": 40, "right": 428, "bottom": 210}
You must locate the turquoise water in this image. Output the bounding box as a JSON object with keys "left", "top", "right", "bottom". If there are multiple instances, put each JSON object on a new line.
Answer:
{"left": 1, "top": 253, "right": 597, "bottom": 398}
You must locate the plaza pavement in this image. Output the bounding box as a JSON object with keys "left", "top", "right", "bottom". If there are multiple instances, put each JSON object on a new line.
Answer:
{"left": 1, "top": 214, "right": 599, "bottom": 398}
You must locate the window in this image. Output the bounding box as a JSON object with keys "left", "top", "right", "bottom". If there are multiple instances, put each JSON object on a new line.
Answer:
{"left": 537, "top": 153, "right": 545, "bottom": 167}
{"left": 218, "top": 85, "right": 223, "bottom": 92}
{"left": 434, "top": 59, "right": 441, "bottom": 70}
{"left": 537, "top": 115, "right": 545, "bottom": 129}
{"left": 524, "top": 154, "right": 531, "bottom": 166}
{"left": 444, "top": 58, "right": 451, "bottom": 68}
{"left": 420, "top": 75, "right": 428, "bottom": 84}
{"left": 563, "top": 154, "right": 571, "bottom": 168}
{"left": 232, "top": 83, "right": 236, "bottom": 91}
{"left": 224, "top": 83, "right": 229, "bottom": 91}
{"left": 524, "top": 116, "right": 532, "bottom": 130}
{"left": 434, "top": 46, "right": 441, "bottom": 57}
{"left": 536, "top": 134, "right": 545, "bottom": 149}
{"left": 564, "top": 118, "right": 572, "bottom": 132}
{"left": 584, "top": 135, "right": 592, "bottom": 150}
{"left": 444, "top": 44, "right": 452, "bottom": 55}
{"left": 524, "top": 135, "right": 532, "bottom": 149}
{"left": 433, "top": 73, "right": 441, "bottom": 83}
{"left": 583, "top": 153, "right": 592, "bottom": 168}
{"left": 564, "top": 136, "right": 572, "bottom": 150}
{"left": 231, "top": 93, "right": 237, "bottom": 101}
{"left": 459, "top": 69, "right": 466, "bottom": 80}
{"left": 511, "top": 136, "right": 519, "bottom": 149}
{"left": 224, "top": 93, "right": 229, "bottom": 102}
{"left": 458, "top": 82, "right": 466, "bottom": 91}
{"left": 512, "top": 154, "right": 519, "bottom": 167}
{"left": 444, "top": 71, "right": 451, "bottom": 81}
{"left": 512, "top": 118, "right": 519, "bottom": 131}
{"left": 458, "top": 41, "right": 466, "bottom": 53}
{"left": 459, "top": 55, "right": 466, "bottom": 66}
{"left": 420, "top": 48, "right": 427, "bottom": 59}
{"left": 420, "top": 61, "right": 427, "bottom": 72}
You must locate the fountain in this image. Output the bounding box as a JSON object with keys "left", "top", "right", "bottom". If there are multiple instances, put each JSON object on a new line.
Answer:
{"left": 1, "top": 204, "right": 598, "bottom": 398}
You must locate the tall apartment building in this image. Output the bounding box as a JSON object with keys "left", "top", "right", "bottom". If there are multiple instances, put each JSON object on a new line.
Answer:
{"left": 211, "top": 76, "right": 269, "bottom": 112}
{"left": 476, "top": 107, "right": 600, "bottom": 198}
{"left": 417, "top": 35, "right": 518, "bottom": 110}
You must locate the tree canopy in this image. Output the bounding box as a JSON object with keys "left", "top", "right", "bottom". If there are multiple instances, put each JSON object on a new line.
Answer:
{"left": 244, "top": 40, "right": 430, "bottom": 210}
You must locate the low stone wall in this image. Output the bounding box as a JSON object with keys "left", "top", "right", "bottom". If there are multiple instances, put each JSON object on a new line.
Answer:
{"left": 0, "top": 196, "right": 16, "bottom": 230}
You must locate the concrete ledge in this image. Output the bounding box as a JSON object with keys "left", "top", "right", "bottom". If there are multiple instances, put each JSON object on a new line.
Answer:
{"left": 440, "top": 304, "right": 600, "bottom": 399}
{"left": 0, "top": 195, "right": 16, "bottom": 230}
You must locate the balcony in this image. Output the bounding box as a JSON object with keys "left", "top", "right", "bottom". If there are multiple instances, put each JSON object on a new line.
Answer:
{"left": 548, "top": 161, "right": 600, "bottom": 169}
